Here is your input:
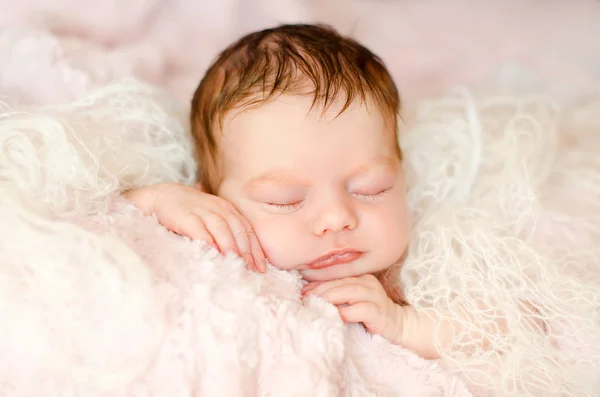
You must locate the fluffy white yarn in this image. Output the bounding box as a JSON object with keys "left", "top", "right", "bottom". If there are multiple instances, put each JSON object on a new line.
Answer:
{"left": 401, "top": 88, "right": 600, "bottom": 396}
{"left": 0, "top": 78, "right": 196, "bottom": 215}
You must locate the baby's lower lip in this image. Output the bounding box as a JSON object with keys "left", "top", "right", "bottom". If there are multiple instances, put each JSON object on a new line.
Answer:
{"left": 308, "top": 251, "right": 363, "bottom": 269}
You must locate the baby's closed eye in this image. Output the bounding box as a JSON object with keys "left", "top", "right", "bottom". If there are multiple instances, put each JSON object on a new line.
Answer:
{"left": 248, "top": 188, "right": 306, "bottom": 213}
{"left": 348, "top": 173, "right": 396, "bottom": 201}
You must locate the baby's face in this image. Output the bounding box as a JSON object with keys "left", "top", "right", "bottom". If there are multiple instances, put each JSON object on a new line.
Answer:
{"left": 218, "top": 95, "right": 409, "bottom": 281}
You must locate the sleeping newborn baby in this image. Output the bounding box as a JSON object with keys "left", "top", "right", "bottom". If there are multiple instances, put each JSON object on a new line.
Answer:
{"left": 126, "top": 23, "right": 451, "bottom": 359}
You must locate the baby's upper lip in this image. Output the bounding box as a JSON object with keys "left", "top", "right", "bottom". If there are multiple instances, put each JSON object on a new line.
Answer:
{"left": 306, "top": 248, "right": 363, "bottom": 269}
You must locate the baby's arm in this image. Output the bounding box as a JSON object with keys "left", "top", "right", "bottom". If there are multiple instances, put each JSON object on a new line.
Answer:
{"left": 123, "top": 184, "right": 267, "bottom": 271}
{"left": 302, "top": 275, "right": 548, "bottom": 359}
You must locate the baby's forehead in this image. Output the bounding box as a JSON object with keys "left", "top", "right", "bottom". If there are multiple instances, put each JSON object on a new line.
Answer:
{"left": 222, "top": 94, "right": 390, "bottom": 131}
{"left": 218, "top": 96, "right": 398, "bottom": 172}
{"left": 218, "top": 95, "right": 396, "bottom": 153}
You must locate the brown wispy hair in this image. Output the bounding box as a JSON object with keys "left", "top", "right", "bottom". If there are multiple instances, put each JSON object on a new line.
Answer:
{"left": 190, "top": 23, "right": 402, "bottom": 194}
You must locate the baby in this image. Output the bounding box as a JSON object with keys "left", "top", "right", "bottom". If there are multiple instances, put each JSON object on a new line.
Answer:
{"left": 126, "top": 24, "right": 447, "bottom": 359}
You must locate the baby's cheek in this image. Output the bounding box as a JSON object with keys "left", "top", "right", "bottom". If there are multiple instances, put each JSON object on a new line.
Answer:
{"left": 253, "top": 219, "right": 304, "bottom": 270}
{"left": 370, "top": 206, "right": 409, "bottom": 260}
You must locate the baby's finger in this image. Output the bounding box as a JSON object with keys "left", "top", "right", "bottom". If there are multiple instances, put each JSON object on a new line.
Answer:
{"left": 247, "top": 228, "right": 266, "bottom": 272}
{"left": 198, "top": 210, "right": 239, "bottom": 255}
{"left": 169, "top": 211, "right": 216, "bottom": 248}
{"left": 338, "top": 301, "right": 377, "bottom": 324}
{"left": 218, "top": 201, "right": 266, "bottom": 272}
{"left": 303, "top": 277, "right": 360, "bottom": 298}
{"left": 301, "top": 281, "right": 325, "bottom": 294}
{"left": 221, "top": 212, "right": 255, "bottom": 269}
{"left": 237, "top": 216, "right": 267, "bottom": 272}
{"left": 316, "top": 283, "right": 373, "bottom": 306}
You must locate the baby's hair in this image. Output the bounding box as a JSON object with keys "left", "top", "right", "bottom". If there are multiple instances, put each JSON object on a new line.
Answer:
{"left": 191, "top": 23, "right": 401, "bottom": 193}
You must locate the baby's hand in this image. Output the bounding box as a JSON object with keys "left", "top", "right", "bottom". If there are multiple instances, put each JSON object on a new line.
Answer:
{"left": 302, "top": 274, "right": 404, "bottom": 343}
{"left": 303, "top": 274, "right": 444, "bottom": 359}
{"left": 124, "top": 183, "right": 266, "bottom": 272}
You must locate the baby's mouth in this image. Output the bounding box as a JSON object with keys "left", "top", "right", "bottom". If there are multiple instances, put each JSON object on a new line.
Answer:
{"left": 306, "top": 249, "right": 363, "bottom": 269}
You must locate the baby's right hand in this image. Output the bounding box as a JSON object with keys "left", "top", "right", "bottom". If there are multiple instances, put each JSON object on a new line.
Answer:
{"left": 125, "top": 183, "right": 266, "bottom": 272}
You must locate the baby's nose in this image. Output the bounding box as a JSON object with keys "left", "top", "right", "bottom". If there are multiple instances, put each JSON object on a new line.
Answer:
{"left": 312, "top": 200, "right": 358, "bottom": 236}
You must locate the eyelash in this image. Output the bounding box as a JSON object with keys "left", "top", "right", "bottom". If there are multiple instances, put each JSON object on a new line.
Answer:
{"left": 353, "top": 188, "right": 390, "bottom": 201}
{"left": 266, "top": 202, "right": 304, "bottom": 212}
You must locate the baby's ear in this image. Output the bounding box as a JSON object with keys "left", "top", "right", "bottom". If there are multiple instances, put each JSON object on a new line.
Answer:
{"left": 195, "top": 182, "right": 206, "bottom": 192}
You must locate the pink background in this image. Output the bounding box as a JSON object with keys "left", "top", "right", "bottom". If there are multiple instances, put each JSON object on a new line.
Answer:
{"left": 1, "top": 0, "right": 599, "bottom": 108}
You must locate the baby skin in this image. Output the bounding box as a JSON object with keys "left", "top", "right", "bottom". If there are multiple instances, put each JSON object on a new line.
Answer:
{"left": 127, "top": 95, "right": 447, "bottom": 359}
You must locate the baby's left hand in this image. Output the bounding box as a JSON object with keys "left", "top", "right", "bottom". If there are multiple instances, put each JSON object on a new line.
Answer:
{"left": 302, "top": 274, "right": 404, "bottom": 344}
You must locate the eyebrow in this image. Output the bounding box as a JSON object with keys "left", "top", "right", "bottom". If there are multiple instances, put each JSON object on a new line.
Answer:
{"left": 244, "top": 171, "right": 309, "bottom": 192}
{"left": 347, "top": 155, "right": 400, "bottom": 179}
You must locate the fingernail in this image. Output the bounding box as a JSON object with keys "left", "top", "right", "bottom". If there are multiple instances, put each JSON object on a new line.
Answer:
{"left": 303, "top": 281, "right": 324, "bottom": 295}
{"left": 242, "top": 253, "right": 255, "bottom": 268}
